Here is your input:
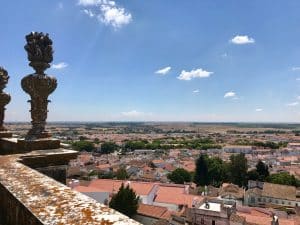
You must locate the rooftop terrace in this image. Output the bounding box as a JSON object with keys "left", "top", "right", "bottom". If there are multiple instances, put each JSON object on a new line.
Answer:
{"left": 0, "top": 149, "right": 140, "bottom": 225}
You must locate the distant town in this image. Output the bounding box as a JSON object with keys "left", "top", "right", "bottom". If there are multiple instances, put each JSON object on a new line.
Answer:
{"left": 6, "top": 122, "right": 300, "bottom": 225}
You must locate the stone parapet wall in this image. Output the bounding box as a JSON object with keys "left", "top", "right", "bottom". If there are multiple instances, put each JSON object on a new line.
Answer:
{"left": 0, "top": 151, "right": 141, "bottom": 225}
{"left": 0, "top": 138, "right": 61, "bottom": 155}
{"left": 0, "top": 181, "right": 43, "bottom": 225}
{"left": 36, "top": 165, "right": 67, "bottom": 184}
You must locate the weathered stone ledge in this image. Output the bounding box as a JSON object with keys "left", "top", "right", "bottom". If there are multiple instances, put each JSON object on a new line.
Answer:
{"left": 0, "top": 151, "right": 140, "bottom": 225}
{"left": 0, "top": 138, "right": 61, "bottom": 155}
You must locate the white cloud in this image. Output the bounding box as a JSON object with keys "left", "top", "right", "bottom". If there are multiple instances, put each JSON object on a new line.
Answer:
{"left": 193, "top": 89, "right": 199, "bottom": 93}
{"left": 296, "top": 78, "right": 300, "bottom": 81}
{"left": 51, "top": 62, "right": 68, "bottom": 69}
{"left": 121, "top": 110, "right": 152, "bottom": 118}
{"left": 99, "top": 4, "right": 132, "bottom": 28}
{"left": 230, "top": 35, "right": 255, "bottom": 45}
{"left": 221, "top": 53, "right": 228, "bottom": 58}
{"left": 57, "top": 2, "right": 64, "bottom": 9}
{"left": 224, "top": 91, "right": 236, "bottom": 98}
{"left": 78, "top": 0, "right": 100, "bottom": 6}
{"left": 83, "top": 9, "right": 95, "bottom": 17}
{"left": 287, "top": 102, "right": 299, "bottom": 106}
{"left": 155, "top": 66, "right": 171, "bottom": 75}
{"left": 78, "top": 0, "right": 132, "bottom": 28}
{"left": 255, "top": 108, "right": 263, "bottom": 112}
{"left": 177, "top": 68, "right": 213, "bottom": 81}
{"left": 121, "top": 110, "right": 142, "bottom": 117}
{"left": 292, "top": 67, "right": 300, "bottom": 71}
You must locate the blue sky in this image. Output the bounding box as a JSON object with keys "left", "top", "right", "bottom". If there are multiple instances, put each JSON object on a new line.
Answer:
{"left": 1, "top": 0, "right": 300, "bottom": 122}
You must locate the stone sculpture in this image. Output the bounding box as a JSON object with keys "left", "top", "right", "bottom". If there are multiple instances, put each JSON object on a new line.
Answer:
{"left": 0, "top": 67, "right": 11, "bottom": 135}
{"left": 21, "top": 32, "right": 57, "bottom": 140}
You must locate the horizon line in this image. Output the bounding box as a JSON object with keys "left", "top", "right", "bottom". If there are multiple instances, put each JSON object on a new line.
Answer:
{"left": 5, "top": 121, "right": 300, "bottom": 124}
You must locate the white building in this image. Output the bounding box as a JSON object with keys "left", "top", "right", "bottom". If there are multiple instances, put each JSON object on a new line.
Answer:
{"left": 223, "top": 146, "right": 253, "bottom": 154}
{"left": 245, "top": 181, "right": 300, "bottom": 208}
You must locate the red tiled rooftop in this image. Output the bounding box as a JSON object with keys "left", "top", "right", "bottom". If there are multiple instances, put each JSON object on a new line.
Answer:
{"left": 237, "top": 213, "right": 297, "bottom": 225}
{"left": 96, "top": 163, "right": 111, "bottom": 170}
{"left": 137, "top": 204, "right": 171, "bottom": 220}
{"left": 89, "top": 179, "right": 156, "bottom": 195}
{"left": 129, "top": 182, "right": 156, "bottom": 195}
{"left": 155, "top": 185, "right": 202, "bottom": 207}
{"left": 181, "top": 160, "right": 195, "bottom": 172}
{"left": 89, "top": 179, "right": 123, "bottom": 193}
{"left": 164, "top": 163, "right": 175, "bottom": 172}
{"left": 74, "top": 185, "right": 106, "bottom": 193}
{"left": 152, "top": 159, "right": 164, "bottom": 164}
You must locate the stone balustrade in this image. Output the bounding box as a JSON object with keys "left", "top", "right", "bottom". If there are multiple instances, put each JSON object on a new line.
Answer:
{"left": 0, "top": 150, "right": 141, "bottom": 225}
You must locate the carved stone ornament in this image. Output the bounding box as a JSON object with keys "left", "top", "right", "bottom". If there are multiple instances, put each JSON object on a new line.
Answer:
{"left": 0, "top": 67, "right": 11, "bottom": 131}
{"left": 21, "top": 32, "right": 57, "bottom": 140}
{"left": 24, "top": 32, "right": 53, "bottom": 74}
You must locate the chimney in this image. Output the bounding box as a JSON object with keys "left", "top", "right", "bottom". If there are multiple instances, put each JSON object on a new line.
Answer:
{"left": 271, "top": 215, "right": 279, "bottom": 225}
{"left": 69, "top": 179, "right": 79, "bottom": 189}
{"left": 205, "top": 201, "right": 210, "bottom": 209}
{"left": 184, "top": 185, "right": 189, "bottom": 194}
{"left": 125, "top": 181, "right": 131, "bottom": 187}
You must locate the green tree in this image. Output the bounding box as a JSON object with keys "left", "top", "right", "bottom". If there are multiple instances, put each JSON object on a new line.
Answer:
{"left": 266, "top": 172, "right": 300, "bottom": 187}
{"left": 194, "top": 154, "right": 209, "bottom": 186}
{"left": 72, "top": 140, "right": 95, "bottom": 152}
{"left": 229, "top": 153, "right": 248, "bottom": 187}
{"left": 145, "top": 140, "right": 161, "bottom": 149}
{"left": 207, "top": 157, "right": 228, "bottom": 187}
{"left": 167, "top": 168, "right": 191, "bottom": 184}
{"left": 99, "top": 171, "right": 114, "bottom": 179}
{"left": 116, "top": 167, "right": 129, "bottom": 180}
{"left": 79, "top": 136, "right": 88, "bottom": 141}
{"left": 247, "top": 169, "right": 259, "bottom": 181}
{"left": 101, "top": 142, "right": 118, "bottom": 154}
{"left": 149, "top": 161, "right": 156, "bottom": 169}
{"left": 124, "top": 140, "right": 147, "bottom": 151}
{"left": 88, "top": 170, "right": 99, "bottom": 178}
{"left": 256, "top": 160, "right": 269, "bottom": 181}
{"left": 109, "top": 183, "right": 139, "bottom": 217}
{"left": 94, "top": 138, "right": 100, "bottom": 144}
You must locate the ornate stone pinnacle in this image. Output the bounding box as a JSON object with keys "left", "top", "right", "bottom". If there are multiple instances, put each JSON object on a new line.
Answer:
{"left": 0, "top": 67, "right": 11, "bottom": 131}
{"left": 24, "top": 32, "right": 53, "bottom": 75}
{"left": 22, "top": 32, "right": 57, "bottom": 140}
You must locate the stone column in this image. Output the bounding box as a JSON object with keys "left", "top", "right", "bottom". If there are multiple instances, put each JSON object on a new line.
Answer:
{"left": 0, "top": 67, "right": 11, "bottom": 138}
{"left": 21, "top": 32, "right": 57, "bottom": 140}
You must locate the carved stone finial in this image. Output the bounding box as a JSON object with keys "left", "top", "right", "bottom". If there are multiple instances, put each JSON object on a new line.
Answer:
{"left": 0, "top": 67, "right": 11, "bottom": 132}
{"left": 22, "top": 32, "right": 57, "bottom": 140}
{"left": 24, "top": 32, "right": 53, "bottom": 75}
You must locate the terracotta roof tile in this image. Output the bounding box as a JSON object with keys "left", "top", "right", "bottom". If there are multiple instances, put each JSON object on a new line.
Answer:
{"left": 155, "top": 185, "right": 203, "bottom": 207}
{"left": 89, "top": 179, "right": 155, "bottom": 195}
{"left": 137, "top": 204, "right": 171, "bottom": 220}
{"left": 237, "top": 212, "right": 297, "bottom": 225}
{"left": 262, "top": 182, "right": 296, "bottom": 201}
{"left": 74, "top": 185, "right": 106, "bottom": 193}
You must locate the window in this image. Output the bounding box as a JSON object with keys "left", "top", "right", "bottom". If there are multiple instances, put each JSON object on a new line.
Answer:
{"left": 201, "top": 218, "right": 204, "bottom": 224}
{"left": 212, "top": 220, "right": 216, "bottom": 225}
